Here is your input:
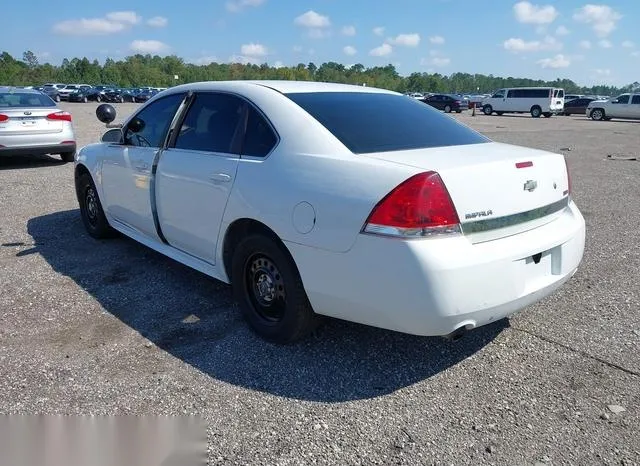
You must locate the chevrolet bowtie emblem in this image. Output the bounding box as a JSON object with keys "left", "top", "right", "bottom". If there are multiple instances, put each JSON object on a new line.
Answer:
{"left": 523, "top": 180, "right": 538, "bottom": 192}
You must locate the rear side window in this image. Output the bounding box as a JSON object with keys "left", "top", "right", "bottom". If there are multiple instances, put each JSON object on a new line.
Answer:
{"left": 0, "top": 92, "right": 56, "bottom": 108}
{"left": 241, "top": 106, "right": 277, "bottom": 157}
{"left": 284, "top": 92, "right": 489, "bottom": 154}
{"left": 632, "top": 95, "right": 640, "bottom": 105}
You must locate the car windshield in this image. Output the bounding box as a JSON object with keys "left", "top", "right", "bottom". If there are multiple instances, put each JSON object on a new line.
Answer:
{"left": 0, "top": 91, "right": 56, "bottom": 108}
{"left": 284, "top": 91, "right": 489, "bottom": 154}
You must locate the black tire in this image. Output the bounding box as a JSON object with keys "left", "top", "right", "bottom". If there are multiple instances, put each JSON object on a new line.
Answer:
{"left": 496, "top": 111, "right": 504, "bottom": 116}
{"left": 55, "top": 95, "right": 61, "bottom": 102}
{"left": 455, "top": 110, "right": 462, "bottom": 113}
{"left": 590, "top": 108, "right": 605, "bottom": 121}
{"left": 444, "top": 105, "right": 452, "bottom": 113}
{"left": 60, "top": 151, "right": 75, "bottom": 163}
{"left": 483, "top": 105, "right": 493, "bottom": 115}
{"left": 531, "top": 106, "right": 542, "bottom": 118}
{"left": 231, "top": 234, "right": 320, "bottom": 344}
{"left": 543, "top": 112, "right": 552, "bottom": 118}
{"left": 77, "top": 173, "right": 117, "bottom": 239}
{"left": 96, "top": 96, "right": 102, "bottom": 103}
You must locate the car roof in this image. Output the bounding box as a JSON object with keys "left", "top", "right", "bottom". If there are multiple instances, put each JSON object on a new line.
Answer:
{"left": 166, "top": 80, "right": 398, "bottom": 95}
{"left": 0, "top": 86, "right": 42, "bottom": 94}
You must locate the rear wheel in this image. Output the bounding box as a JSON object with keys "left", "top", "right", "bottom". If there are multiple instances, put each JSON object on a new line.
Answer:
{"left": 530, "top": 106, "right": 542, "bottom": 118}
{"left": 77, "top": 173, "right": 117, "bottom": 239}
{"left": 60, "top": 151, "right": 75, "bottom": 163}
{"left": 483, "top": 105, "right": 493, "bottom": 115}
{"left": 231, "top": 234, "right": 320, "bottom": 344}
{"left": 444, "top": 105, "right": 452, "bottom": 113}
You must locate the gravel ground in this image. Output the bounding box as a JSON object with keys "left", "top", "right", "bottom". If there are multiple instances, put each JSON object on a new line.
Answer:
{"left": 1, "top": 103, "right": 639, "bottom": 465}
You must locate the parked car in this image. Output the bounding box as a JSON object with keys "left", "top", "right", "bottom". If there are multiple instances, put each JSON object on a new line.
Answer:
{"left": 58, "top": 84, "right": 92, "bottom": 101}
{"left": 0, "top": 87, "right": 76, "bottom": 161}
{"left": 74, "top": 80, "right": 585, "bottom": 343}
{"left": 41, "top": 86, "right": 61, "bottom": 102}
{"left": 68, "top": 87, "right": 103, "bottom": 103}
{"left": 421, "top": 94, "right": 469, "bottom": 113}
{"left": 586, "top": 93, "right": 640, "bottom": 121}
{"left": 562, "top": 97, "right": 595, "bottom": 115}
{"left": 482, "top": 87, "right": 565, "bottom": 118}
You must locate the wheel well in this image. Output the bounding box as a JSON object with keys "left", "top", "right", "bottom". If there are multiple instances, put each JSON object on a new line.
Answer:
{"left": 222, "top": 219, "right": 289, "bottom": 282}
{"left": 531, "top": 105, "right": 542, "bottom": 110}
{"left": 74, "top": 164, "right": 91, "bottom": 198}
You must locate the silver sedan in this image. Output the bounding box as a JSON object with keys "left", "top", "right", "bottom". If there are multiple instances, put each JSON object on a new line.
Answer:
{"left": 0, "top": 87, "right": 76, "bottom": 162}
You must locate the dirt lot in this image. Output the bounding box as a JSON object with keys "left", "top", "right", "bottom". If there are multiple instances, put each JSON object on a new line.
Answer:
{"left": 1, "top": 102, "right": 639, "bottom": 465}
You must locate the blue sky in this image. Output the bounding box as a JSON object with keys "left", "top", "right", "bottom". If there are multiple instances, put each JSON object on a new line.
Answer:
{"left": 4, "top": 0, "right": 639, "bottom": 87}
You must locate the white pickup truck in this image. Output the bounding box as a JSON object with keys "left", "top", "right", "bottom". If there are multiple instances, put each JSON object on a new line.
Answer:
{"left": 586, "top": 93, "right": 640, "bottom": 121}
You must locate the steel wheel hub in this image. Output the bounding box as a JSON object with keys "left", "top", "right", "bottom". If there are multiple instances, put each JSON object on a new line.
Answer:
{"left": 85, "top": 188, "right": 98, "bottom": 225}
{"left": 246, "top": 255, "right": 286, "bottom": 321}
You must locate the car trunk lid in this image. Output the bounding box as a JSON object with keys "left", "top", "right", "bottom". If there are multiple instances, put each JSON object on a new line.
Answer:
{"left": 363, "top": 141, "right": 570, "bottom": 243}
{"left": 0, "top": 107, "right": 65, "bottom": 135}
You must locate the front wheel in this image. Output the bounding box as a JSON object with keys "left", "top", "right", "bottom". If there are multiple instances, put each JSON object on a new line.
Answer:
{"left": 590, "top": 108, "right": 605, "bottom": 121}
{"left": 444, "top": 105, "right": 452, "bottom": 113}
{"left": 231, "top": 234, "right": 320, "bottom": 344}
{"left": 483, "top": 105, "right": 493, "bottom": 115}
{"left": 77, "top": 173, "right": 117, "bottom": 239}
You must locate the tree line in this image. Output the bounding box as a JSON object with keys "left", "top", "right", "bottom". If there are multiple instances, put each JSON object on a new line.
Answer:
{"left": 2, "top": 50, "right": 636, "bottom": 97}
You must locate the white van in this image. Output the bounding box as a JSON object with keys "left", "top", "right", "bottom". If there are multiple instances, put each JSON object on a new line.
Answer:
{"left": 482, "top": 87, "right": 565, "bottom": 118}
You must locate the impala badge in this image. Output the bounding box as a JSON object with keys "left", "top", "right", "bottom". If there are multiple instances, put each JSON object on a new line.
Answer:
{"left": 523, "top": 180, "right": 538, "bottom": 192}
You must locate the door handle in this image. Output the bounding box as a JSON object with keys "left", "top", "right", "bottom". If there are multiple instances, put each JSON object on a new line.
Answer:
{"left": 209, "top": 173, "right": 232, "bottom": 183}
{"left": 134, "top": 161, "right": 149, "bottom": 171}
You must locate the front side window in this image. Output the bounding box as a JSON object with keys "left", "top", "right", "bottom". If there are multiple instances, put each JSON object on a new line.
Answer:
{"left": 614, "top": 95, "right": 630, "bottom": 104}
{"left": 174, "top": 92, "right": 245, "bottom": 154}
{"left": 285, "top": 91, "right": 489, "bottom": 154}
{"left": 493, "top": 90, "right": 505, "bottom": 98}
{"left": 124, "top": 93, "right": 185, "bottom": 148}
{"left": 631, "top": 95, "right": 640, "bottom": 105}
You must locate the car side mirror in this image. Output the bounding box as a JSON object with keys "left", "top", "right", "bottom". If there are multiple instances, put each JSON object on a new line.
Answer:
{"left": 101, "top": 128, "right": 123, "bottom": 144}
{"left": 128, "top": 117, "right": 145, "bottom": 133}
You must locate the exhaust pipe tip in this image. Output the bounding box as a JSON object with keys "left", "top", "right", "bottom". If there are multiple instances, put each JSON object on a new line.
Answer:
{"left": 444, "top": 326, "right": 468, "bottom": 342}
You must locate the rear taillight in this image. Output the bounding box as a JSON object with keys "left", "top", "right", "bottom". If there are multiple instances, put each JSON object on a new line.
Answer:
{"left": 362, "top": 171, "right": 461, "bottom": 238}
{"left": 563, "top": 156, "right": 572, "bottom": 196}
{"left": 47, "top": 111, "right": 72, "bottom": 122}
{"left": 0, "top": 114, "right": 8, "bottom": 122}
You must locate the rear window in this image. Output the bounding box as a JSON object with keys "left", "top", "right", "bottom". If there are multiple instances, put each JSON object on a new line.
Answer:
{"left": 284, "top": 92, "right": 489, "bottom": 154}
{"left": 0, "top": 92, "right": 56, "bottom": 108}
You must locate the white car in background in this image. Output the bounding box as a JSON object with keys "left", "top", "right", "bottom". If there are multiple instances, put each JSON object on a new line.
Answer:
{"left": 74, "top": 80, "right": 585, "bottom": 343}
{"left": 586, "top": 93, "right": 640, "bottom": 121}
{"left": 482, "top": 87, "right": 565, "bottom": 118}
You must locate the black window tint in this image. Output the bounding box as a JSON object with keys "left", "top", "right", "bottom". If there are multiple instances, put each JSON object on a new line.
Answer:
{"left": 174, "top": 93, "right": 244, "bottom": 153}
{"left": 242, "top": 106, "right": 277, "bottom": 157}
{"left": 284, "top": 92, "right": 489, "bottom": 154}
{"left": 616, "top": 95, "right": 630, "bottom": 104}
{"left": 632, "top": 95, "right": 640, "bottom": 104}
{"left": 125, "top": 93, "right": 185, "bottom": 147}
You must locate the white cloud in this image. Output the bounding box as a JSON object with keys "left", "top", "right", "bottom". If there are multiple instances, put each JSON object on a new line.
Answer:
{"left": 387, "top": 33, "right": 420, "bottom": 47}
{"left": 579, "top": 40, "right": 592, "bottom": 49}
{"left": 292, "top": 45, "right": 303, "bottom": 53}
{"left": 341, "top": 25, "right": 356, "bottom": 36}
{"left": 226, "top": 0, "right": 265, "bottom": 13}
{"left": 343, "top": 45, "right": 357, "bottom": 56}
{"left": 622, "top": 40, "right": 635, "bottom": 48}
{"left": 369, "top": 43, "right": 392, "bottom": 57}
{"left": 228, "top": 55, "right": 262, "bottom": 65}
{"left": 240, "top": 43, "right": 268, "bottom": 57}
{"left": 632, "top": 51, "right": 640, "bottom": 58}
{"left": 429, "top": 35, "right": 445, "bottom": 45}
{"left": 598, "top": 39, "right": 612, "bottom": 48}
{"left": 595, "top": 68, "right": 611, "bottom": 76}
{"left": 555, "top": 25, "right": 570, "bottom": 36}
{"left": 503, "top": 36, "right": 562, "bottom": 52}
{"left": 130, "top": 40, "right": 170, "bottom": 54}
{"left": 147, "top": 16, "right": 168, "bottom": 28}
{"left": 573, "top": 5, "right": 622, "bottom": 37}
{"left": 106, "top": 11, "right": 141, "bottom": 25}
{"left": 373, "top": 26, "right": 385, "bottom": 36}
{"left": 307, "top": 29, "right": 331, "bottom": 39}
{"left": 430, "top": 57, "right": 451, "bottom": 67}
{"left": 273, "top": 61, "right": 284, "bottom": 69}
{"left": 53, "top": 11, "right": 142, "bottom": 35}
{"left": 189, "top": 56, "right": 217, "bottom": 65}
{"left": 537, "top": 54, "right": 570, "bottom": 68}
{"left": 294, "top": 10, "right": 331, "bottom": 28}
{"left": 53, "top": 18, "right": 126, "bottom": 35}
{"left": 514, "top": 1, "right": 558, "bottom": 24}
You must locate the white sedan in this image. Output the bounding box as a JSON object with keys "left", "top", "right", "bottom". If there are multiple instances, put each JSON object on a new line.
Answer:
{"left": 74, "top": 80, "right": 586, "bottom": 343}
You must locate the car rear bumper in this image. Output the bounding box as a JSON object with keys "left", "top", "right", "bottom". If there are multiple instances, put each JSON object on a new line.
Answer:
{"left": 0, "top": 142, "right": 76, "bottom": 156}
{"left": 286, "top": 200, "right": 585, "bottom": 337}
